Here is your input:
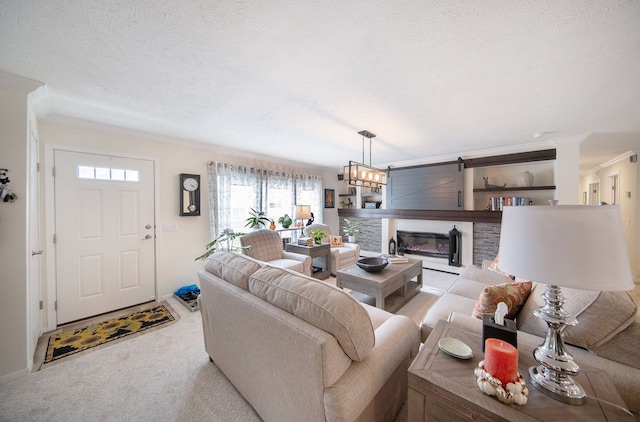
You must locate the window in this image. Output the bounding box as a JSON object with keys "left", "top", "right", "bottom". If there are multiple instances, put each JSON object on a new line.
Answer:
{"left": 208, "top": 162, "right": 322, "bottom": 237}
{"left": 78, "top": 166, "right": 139, "bottom": 182}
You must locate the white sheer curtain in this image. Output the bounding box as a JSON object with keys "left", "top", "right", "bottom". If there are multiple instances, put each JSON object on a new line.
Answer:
{"left": 208, "top": 162, "right": 322, "bottom": 238}
{"left": 295, "top": 175, "right": 323, "bottom": 224}
{"left": 208, "top": 162, "right": 263, "bottom": 237}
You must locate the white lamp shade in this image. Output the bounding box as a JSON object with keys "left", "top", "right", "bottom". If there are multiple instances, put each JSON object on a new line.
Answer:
{"left": 498, "top": 205, "right": 633, "bottom": 291}
{"left": 294, "top": 205, "right": 311, "bottom": 219}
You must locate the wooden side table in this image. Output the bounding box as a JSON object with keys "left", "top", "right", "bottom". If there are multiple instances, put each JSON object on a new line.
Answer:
{"left": 408, "top": 321, "right": 634, "bottom": 422}
{"left": 284, "top": 243, "right": 331, "bottom": 280}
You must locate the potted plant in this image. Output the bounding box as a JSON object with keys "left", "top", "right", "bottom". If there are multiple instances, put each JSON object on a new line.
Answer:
{"left": 245, "top": 208, "right": 270, "bottom": 229}
{"left": 278, "top": 213, "right": 292, "bottom": 228}
{"left": 340, "top": 198, "right": 353, "bottom": 209}
{"left": 343, "top": 219, "right": 360, "bottom": 243}
{"left": 269, "top": 219, "right": 276, "bottom": 230}
{"left": 309, "top": 229, "right": 326, "bottom": 245}
{"left": 195, "top": 228, "right": 246, "bottom": 261}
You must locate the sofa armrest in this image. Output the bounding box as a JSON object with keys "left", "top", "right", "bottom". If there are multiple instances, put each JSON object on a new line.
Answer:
{"left": 343, "top": 242, "right": 360, "bottom": 254}
{"left": 323, "top": 314, "right": 419, "bottom": 421}
{"left": 282, "top": 251, "right": 312, "bottom": 275}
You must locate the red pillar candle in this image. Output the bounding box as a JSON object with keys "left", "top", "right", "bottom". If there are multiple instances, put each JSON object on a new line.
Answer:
{"left": 484, "top": 338, "right": 519, "bottom": 386}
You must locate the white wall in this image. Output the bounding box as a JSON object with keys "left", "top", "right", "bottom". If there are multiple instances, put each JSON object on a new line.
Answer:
{"left": 580, "top": 155, "right": 639, "bottom": 280}
{"left": 38, "top": 122, "right": 340, "bottom": 305}
{"left": 0, "top": 87, "right": 30, "bottom": 381}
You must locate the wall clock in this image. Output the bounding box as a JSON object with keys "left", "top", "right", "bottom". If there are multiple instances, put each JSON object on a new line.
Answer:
{"left": 179, "top": 173, "right": 201, "bottom": 216}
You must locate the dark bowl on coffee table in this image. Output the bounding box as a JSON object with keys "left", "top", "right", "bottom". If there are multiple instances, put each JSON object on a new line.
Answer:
{"left": 356, "top": 257, "right": 389, "bottom": 273}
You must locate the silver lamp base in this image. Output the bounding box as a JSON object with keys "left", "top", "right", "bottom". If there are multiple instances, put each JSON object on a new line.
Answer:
{"left": 529, "top": 285, "right": 586, "bottom": 405}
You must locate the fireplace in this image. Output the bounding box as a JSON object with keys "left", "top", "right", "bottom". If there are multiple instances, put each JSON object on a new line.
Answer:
{"left": 397, "top": 226, "right": 461, "bottom": 267}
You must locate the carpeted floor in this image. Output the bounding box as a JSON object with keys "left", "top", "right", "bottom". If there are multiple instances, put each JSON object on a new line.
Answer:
{"left": 0, "top": 270, "right": 451, "bottom": 422}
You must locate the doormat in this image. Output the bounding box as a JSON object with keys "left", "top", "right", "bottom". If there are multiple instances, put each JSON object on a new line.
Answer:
{"left": 44, "top": 304, "right": 176, "bottom": 364}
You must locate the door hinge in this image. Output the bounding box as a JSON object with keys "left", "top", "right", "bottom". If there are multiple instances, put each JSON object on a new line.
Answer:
{"left": 52, "top": 166, "right": 56, "bottom": 177}
{"left": 39, "top": 300, "right": 43, "bottom": 310}
{"left": 53, "top": 234, "right": 57, "bottom": 244}
{"left": 37, "top": 162, "right": 40, "bottom": 172}
{"left": 55, "top": 301, "right": 57, "bottom": 311}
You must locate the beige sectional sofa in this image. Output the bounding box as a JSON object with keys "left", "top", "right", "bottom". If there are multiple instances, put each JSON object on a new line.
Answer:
{"left": 420, "top": 262, "right": 640, "bottom": 416}
{"left": 198, "top": 251, "right": 420, "bottom": 422}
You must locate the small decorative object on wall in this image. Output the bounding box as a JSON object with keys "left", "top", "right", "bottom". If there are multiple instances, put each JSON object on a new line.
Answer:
{"left": 324, "top": 189, "right": 335, "bottom": 208}
{"left": 0, "top": 168, "right": 17, "bottom": 203}
{"left": 179, "top": 173, "right": 201, "bottom": 216}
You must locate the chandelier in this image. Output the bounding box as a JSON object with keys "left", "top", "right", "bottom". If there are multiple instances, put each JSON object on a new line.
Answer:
{"left": 343, "top": 130, "right": 388, "bottom": 189}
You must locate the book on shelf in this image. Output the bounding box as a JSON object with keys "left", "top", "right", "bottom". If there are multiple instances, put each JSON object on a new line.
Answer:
{"left": 488, "top": 196, "right": 532, "bottom": 211}
{"left": 381, "top": 254, "right": 409, "bottom": 263}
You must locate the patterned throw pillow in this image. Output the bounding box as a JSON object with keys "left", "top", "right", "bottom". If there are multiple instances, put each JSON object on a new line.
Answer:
{"left": 472, "top": 281, "right": 533, "bottom": 320}
{"left": 329, "top": 235, "right": 344, "bottom": 247}
{"left": 487, "top": 255, "right": 516, "bottom": 280}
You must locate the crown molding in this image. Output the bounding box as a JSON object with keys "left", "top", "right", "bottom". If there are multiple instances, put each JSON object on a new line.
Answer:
{"left": 0, "top": 71, "right": 43, "bottom": 93}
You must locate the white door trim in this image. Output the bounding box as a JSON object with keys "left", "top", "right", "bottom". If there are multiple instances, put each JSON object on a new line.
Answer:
{"left": 43, "top": 144, "right": 160, "bottom": 331}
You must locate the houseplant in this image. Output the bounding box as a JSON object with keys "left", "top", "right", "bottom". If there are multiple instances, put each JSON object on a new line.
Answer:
{"left": 309, "top": 229, "right": 326, "bottom": 245}
{"left": 195, "top": 228, "right": 246, "bottom": 261}
{"left": 278, "top": 213, "right": 292, "bottom": 228}
{"left": 245, "top": 208, "right": 270, "bottom": 229}
{"left": 343, "top": 219, "right": 360, "bottom": 243}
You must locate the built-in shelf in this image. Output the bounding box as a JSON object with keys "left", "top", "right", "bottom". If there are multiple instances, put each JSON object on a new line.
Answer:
{"left": 473, "top": 185, "right": 556, "bottom": 193}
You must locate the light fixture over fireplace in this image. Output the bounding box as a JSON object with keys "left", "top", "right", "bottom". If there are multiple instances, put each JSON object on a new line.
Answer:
{"left": 343, "top": 130, "right": 387, "bottom": 189}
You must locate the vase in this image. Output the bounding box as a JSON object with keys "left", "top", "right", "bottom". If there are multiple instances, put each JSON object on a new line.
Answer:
{"left": 348, "top": 235, "right": 356, "bottom": 243}
{"left": 517, "top": 171, "right": 534, "bottom": 187}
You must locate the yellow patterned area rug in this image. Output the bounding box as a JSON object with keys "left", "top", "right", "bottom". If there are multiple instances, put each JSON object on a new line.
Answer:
{"left": 43, "top": 303, "right": 177, "bottom": 365}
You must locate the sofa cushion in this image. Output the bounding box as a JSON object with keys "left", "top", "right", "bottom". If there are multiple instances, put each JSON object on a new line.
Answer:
{"left": 248, "top": 266, "right": 375, "bottom": 361}
{"left": 459, "top": 265, "right": 513, "bottom": 286}
{"left": 517, "top": 282, "right": 638, "bottom": 349}
{"left": 446, "top": 278, "right": 492, "bottom": 300}
{"left": 486, "top": 255, "right": 516, "bottom": 280}
{"left": 420, "top": 293, "right": 478, "bottom": 336}
{"left": 471, "top": 281, "right": 533, "bottom": 320}
{"left": 204, "top": 251, "right": 264, "bottom": 290}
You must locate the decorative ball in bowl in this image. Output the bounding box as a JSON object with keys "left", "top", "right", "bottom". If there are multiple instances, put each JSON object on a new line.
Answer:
{"left": 356, "top": 257, "right": 389, "bottom": 273}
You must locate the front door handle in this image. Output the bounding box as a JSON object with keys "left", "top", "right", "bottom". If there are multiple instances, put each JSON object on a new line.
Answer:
{"left": 142, "top": 234, "right": 152, "bottom": 240}
{"left": 32, "top": 250, "right": 44, "bottom": 256}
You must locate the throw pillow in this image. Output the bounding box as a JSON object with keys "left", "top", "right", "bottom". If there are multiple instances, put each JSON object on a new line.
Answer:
{"left": 487, "top": 255, "right": 516, "bottom": 280}
{"left": 472, "top": 281, "right": 533, "bottom": 320}
{"left": 329, "top": 235, "right": 344, "bottom": 247}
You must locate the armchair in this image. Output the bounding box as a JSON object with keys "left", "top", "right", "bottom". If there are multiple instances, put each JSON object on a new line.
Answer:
{"left": 303, "top": 223, "right": 360, "bottom": 275}
{"left": 240, "top": 229, "right": 312, "bottom": 276}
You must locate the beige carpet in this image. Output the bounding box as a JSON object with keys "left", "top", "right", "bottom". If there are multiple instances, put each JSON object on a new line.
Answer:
{"left": 0, "top": 275, "right": 444, "bottom": 422}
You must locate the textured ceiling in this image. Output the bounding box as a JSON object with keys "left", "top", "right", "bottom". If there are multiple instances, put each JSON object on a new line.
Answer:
{"left": 1, "top": 0, "right": 639, "bottom": 171}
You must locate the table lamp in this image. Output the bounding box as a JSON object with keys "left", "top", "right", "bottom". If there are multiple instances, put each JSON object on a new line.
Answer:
{"left": 294, "top": 205, "right": 311, "bottom": 233}
{"left": 497, "top": 205, "right": 634, "bottom": 405}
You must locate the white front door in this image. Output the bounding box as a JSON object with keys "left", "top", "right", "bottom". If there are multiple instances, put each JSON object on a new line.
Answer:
{"left": 54, "top": 150, "right": 156, "bottom": 324}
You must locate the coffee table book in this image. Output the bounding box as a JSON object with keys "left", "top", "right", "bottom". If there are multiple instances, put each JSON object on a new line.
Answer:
{"left": 408, "top": 321, "right": 633, "bottom": 422}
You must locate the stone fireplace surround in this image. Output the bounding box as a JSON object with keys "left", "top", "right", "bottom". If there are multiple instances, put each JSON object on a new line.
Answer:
{"left": 338, "top": 210, "right": 501, "bottom": 274}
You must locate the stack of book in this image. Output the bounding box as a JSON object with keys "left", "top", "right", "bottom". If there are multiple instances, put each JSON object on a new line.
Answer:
{"left": 488, "top": 197, "right": 532, "bottom": 211}
{"left": 381, "top": 254, "right": 409, "bottom": 264}
{"left": 298, "top": 237, "right": 312, "bottom": 246}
